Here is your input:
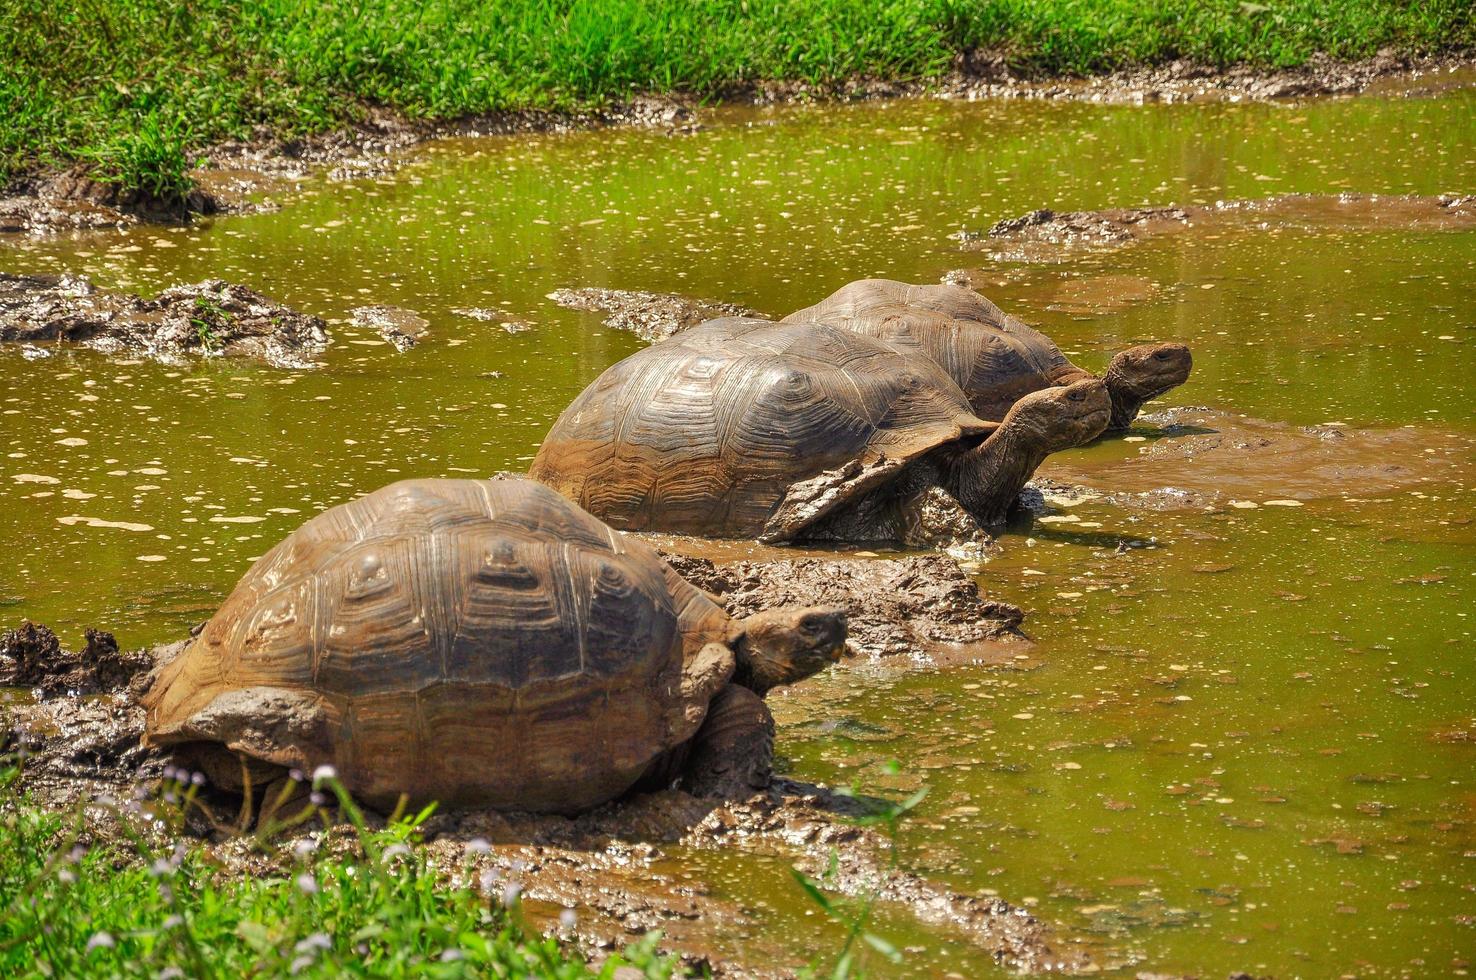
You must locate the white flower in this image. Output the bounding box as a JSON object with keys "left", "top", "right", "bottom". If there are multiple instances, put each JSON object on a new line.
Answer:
{"left": 311, "top": 764, "right": 338, "bottom": 784}
{"left": 439, "top": 949, "right": 464, "bottom": 962}
{"left": 162, "top": 915, "right": 183, "bottom": 930}
{"left": 292, "top": 838, "right": 319, "bottom": 860}
{"left": 502, "top": 882, "right": 522, "bottom": 905}
{"left": 478, "top": 869, "right": 499, "bottom": 894}
{"left": 85, "top": 931, "right": 115, "bottom": 952}
{"left": 381, "top": 843, "right": 411, "bottom": 863}
{"left": 289, "top": 955, "right": 314, "bottom": 975}
{"left": 58, "top": 869, "right": 76, "bottom": 885}
{"left": 295, "top": 932, "right": 332, "bottom": 954}
{"left": 296, "top": 873, "right": 318, "bottom": 895}
{"left": 464, "top": 837, "right": 491, "bottom": 857}
{"left": 559, "top": 907, "right": 577, "bottom": 929}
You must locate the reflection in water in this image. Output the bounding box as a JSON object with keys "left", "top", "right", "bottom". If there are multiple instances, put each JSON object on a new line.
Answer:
{"left": 1, "top": 87, "right": 1474, "bottom": 976}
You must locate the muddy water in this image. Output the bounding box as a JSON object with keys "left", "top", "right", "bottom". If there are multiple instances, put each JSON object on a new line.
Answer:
{"left": 3, "top": 86, "right": 1475, "bottom": 975}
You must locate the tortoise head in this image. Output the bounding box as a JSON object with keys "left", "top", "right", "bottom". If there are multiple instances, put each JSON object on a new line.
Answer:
{"left": 998, "top": 378, "right": 1112, "bottom": 452}
{"left": 731, "top": 607, "right": 847, "bottom": 696}
{"left": 1102, "top": 343, "right": 1192, "bottom": 430}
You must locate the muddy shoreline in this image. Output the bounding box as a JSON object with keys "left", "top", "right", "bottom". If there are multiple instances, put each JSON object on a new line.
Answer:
{"left": 2, "top": 615, "right": 1089, "bottom": 975}
{"left": 2, "top": 52, "right": 1471, "bottom": 234}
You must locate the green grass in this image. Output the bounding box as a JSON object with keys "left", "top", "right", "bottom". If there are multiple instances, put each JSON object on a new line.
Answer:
{"left": 0, "top": 759, "right": 678, "bottom": 978}
{"left": 1, "top": 0, "right": 1473, "bottom": 198}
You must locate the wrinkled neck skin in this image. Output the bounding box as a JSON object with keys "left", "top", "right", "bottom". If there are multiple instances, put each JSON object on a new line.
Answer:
{"left": 1100, "top": 366, "right": 1153, "bottom": 432}
{"left": 940, "top": 424, "right": 1048, "bottom": 527}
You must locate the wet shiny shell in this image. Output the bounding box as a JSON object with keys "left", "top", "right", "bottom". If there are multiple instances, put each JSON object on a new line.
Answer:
{"left": 783, "top": 279, "right": 1073, "bottom": 420}
{"left": 529, "top": 317, "right": 991, "bottom": 537}
{"left": 143, "top": 478, "right": 733, "bottom": 813}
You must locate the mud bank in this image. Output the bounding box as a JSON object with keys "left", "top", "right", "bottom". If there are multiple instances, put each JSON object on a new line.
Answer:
{"left": 0, "top": 273, "right": 329, "bottom": 367}
{"left": 4, "top": 55, "right": 1469, "bottom": 234}
{"left": 1034, "top": 407, "right": 1476, "bottom": 511}
{"left": 3, "top": 621, "right": 1090, "bottom": 975}
{"left": 965, "top": 192, "right": 1476, "bottom": 262}
{"left": 548, "top": 287, "right": 761, "bottom": 343}
{"left": 665, "top": 553, "right": 1025, "bottom": 661}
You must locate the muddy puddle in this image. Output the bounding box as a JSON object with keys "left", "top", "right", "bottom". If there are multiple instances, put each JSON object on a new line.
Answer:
{"left": 3, "top": 83, "right": 1475, "bottom": 976}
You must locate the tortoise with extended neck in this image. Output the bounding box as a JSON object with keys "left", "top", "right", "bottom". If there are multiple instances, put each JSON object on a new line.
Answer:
{"left": 784, "top": 278, "right": 1191, "bottom": 432}
{"left": 529, "top": 318, "right": 1110, "bottom": 542}
{"left": 141, "top": 478, "right": 845, "bottom": 815}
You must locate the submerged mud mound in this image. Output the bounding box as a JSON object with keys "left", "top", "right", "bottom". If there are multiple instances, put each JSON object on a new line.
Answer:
{"left": 665, "top": 553, "right": 1025, "bottom": 660}
{"left": 350, "top": 304, "right": 428, "bottom": 351}
{"left": 1, "top": 621, "right": 153, "bottom": 697}
{"left": 966, "top": 193, "right": 1476, "bottom": 262}
{"left": 0, "top": 274, "right": 329, "bottom": 367}
{"left": 1038, "top": 407, "right": 1476, "bottom": 509}
{"left": 548, "top": 286, "right": 761, "bottom": 342}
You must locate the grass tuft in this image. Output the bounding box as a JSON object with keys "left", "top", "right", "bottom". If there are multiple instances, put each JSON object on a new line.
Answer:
{"left": 0, "top": 756, "right": 677, "bottom": 978}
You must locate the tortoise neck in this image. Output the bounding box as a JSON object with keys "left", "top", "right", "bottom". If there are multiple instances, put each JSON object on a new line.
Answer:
{"left": 1101, "top": 367, "right": 1147, "bottom": 432}
{"left": 942, "top": 423, "right": 1047, "bottom": 526}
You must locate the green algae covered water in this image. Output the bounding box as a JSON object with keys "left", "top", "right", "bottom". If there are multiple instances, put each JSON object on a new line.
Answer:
{"left": 3, "top": 86, "right": 1474, "bottom": 975}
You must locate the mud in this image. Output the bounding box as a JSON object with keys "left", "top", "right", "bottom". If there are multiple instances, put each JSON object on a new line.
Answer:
{"left": 744, "top": 51, "right": 1476, "bottom": 108}
{"left": 349, "top": 304, "right": 428, "bottom": 351}
{"left": 1036, "top": 407, "right": 1476, "bottom": 509}
{"left": 0, "top": 166, "right": 263, "bottom": 235}
{"left": 966, "top": 193, "right": 1476, "bottom": 262}
{"left": 664, "top": 553, "right": 1025, "bottom": 661}
{"left": 547, "top": 287, "right": 762, "bottom": 343}
{"left": 4, "top": 623, "right": 1088, "bottom": 975}
{"left": 0, "top": 273, "right": 329, "bottom": 367}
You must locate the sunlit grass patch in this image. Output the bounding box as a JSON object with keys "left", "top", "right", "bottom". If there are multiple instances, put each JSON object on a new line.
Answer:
{"left": 0, "top": 757, "right": 675, "bottom": 978}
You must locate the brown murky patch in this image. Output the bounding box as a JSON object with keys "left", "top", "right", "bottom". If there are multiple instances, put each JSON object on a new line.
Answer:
{"left": 1038, "top": 407, "right": 1475, "bottom": 508}
{"left": 1028, "top": 274, "right": 1161, "bottom": 315}
{"left": 547, "top": 287, "right": 762, "bottom": 343}
{"left": 967, "top": 193, "right": 1476, "bottom": 262}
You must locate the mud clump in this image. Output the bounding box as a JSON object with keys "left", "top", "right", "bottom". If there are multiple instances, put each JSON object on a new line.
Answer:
{"left": 664, "top": 553, "right": 1024, "bottom": 659}
{"left": 548, "top": 287, "right": 761, "bottom": 342}
{"left": 0, "top": 273, "right": 329, "bottom": 367}
{"left": 1, "top": 621, "right": 154, "bottom": 697}
{"left": 966, "top": 193, "right": 1476, "bottom": 262}
{"left": 350, "top": 304, "right": 428, "bottom": 351}
{"left": 0, "top": 167, "right": 230, "bottom": 234}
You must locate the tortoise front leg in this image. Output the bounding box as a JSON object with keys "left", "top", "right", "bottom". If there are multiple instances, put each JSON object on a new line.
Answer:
{"left": 681, "top": 684, "right": 775, "bottom": 798}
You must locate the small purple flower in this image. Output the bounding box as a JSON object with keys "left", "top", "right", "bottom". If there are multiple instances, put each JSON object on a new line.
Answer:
{"left": 311, "top": 764, "right": 337, "bottom": 784}
{"left": 439, "top": 949, "right": 464, "bottom": 962}
{"left": 464, "top": 837, "right": 491, "bottom": 858}
{"left": 292, "top": 838, "right": 318, "bottom": 861}
{"left": 162, "top": 915, "right": 183, "bottom": 930}
{"left": 559, "top": 907, "right": 577, "bottom": 929}
{"left": 85, "top": 931, "right": 115, "bottom": 952}
{"left": 502, "top": 882, "right": 522, "bottom": 905}
{"left": 296, "top": 873, "right": 318, "bottom": 895}
{"left": 309, "top": 791, "right": 327, "bottom": 807}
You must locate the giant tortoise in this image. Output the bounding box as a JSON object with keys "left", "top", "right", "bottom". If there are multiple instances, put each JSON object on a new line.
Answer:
{"left": 530, "top": 317, "right": 1110, "bottom": 541}
{"left": 142, "top": 478, "right": 845, "bottom": 814}
{"left": 784, "top": 278, "right": 1190, "bottom": 431}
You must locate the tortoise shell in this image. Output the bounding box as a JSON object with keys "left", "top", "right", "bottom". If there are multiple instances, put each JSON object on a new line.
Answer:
{"left": 142, "top": 478, "right": 735, "bottom": 813}
{"left": 529, "top": 317, "right": 993, "bottom": 539}
{"left": 783, "top": 279, "right": 1076, "bottom": 420}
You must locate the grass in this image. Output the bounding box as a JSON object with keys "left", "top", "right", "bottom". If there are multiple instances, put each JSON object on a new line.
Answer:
{"left": 0, "top": 758, "right": 678, "bottom": 978}
{"left": 1, "top": 0, "right": 1472, "bottom": 199}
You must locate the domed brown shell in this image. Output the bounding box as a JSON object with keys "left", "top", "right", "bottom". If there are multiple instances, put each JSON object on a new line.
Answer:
{"left": 529, "top": 317, "right": 993, "bottom": 539}
{"left": 142, "top": 478, "right": 735, "bottom": 813}
{"left": 783, "top": 279, "right": 1075, "bottom": 420}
